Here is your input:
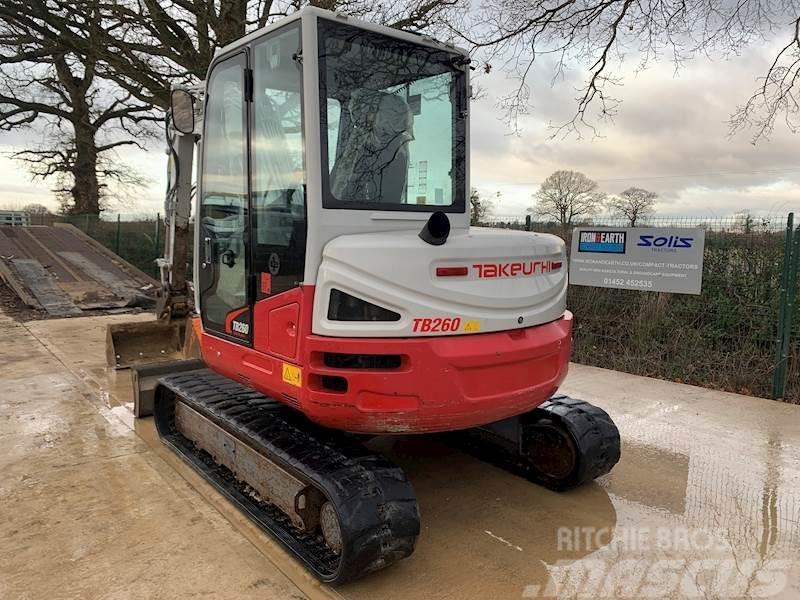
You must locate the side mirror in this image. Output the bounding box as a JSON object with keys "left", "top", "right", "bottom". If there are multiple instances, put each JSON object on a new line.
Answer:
{"left": 171, "top": 89, "right": 195, "bottom": 134}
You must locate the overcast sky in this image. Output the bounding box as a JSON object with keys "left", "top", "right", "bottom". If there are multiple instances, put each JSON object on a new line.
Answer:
{"left": 1, "top": 30, "right": 800, "bottom": 220}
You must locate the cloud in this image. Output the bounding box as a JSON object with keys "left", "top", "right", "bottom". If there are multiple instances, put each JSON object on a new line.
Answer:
{"left": 0, "top": 150, "right": 57, "bottom": 210}
{"left": 472, "top": 36, "right": 800, "bottom": 218}
{"left": 2, "top": 29, "right": 800, "bottom": 222}
{"left": 0, "top": 144, "right": 166, "bottom": 215}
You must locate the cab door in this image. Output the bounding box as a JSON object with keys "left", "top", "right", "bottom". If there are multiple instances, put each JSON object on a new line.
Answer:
{"left": 197, "top": 51, "right": 253, "bottom": 343}
{"left": 249, "top": 24, "right": 307, "bottom": 361}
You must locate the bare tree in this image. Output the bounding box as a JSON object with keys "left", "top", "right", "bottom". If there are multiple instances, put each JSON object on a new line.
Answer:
{"left": 81, "top": 0, "right": 468, "bottom": 110}
{"left": 731, "top": 18, "right": 800, "bottom": 143}
{"left": 734, "top": 209, "right": 770, "bottom": 234}
{"left": 461, "top": 0, "right": 800, "bottom": 141}
{"left": 736, "top": 210, "right": 757, "bottom": 234}
{"left": 96, "top": 0, "right": 800, "bottom": 143}
{"left": 532, "top": 170, "right": 604, "bottom": 236}
{"left": 0, "top": 1, "right": 156, "bottom": 214}
{"left": 22, "top": 203, "right": 50, "bottom": 215}
{"left": 608, "top": 187, "right": 657, "bottom": 226}
{"left": 469, "top": 187, "right": 493, "bottom": 225}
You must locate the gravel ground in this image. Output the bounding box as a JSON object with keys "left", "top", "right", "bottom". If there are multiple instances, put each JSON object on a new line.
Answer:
{"left": 0, "top": 279, "right": 45, "bottom": 321}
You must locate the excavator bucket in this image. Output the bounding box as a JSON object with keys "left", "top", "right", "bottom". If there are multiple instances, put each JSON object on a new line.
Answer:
{"left": 106, "top": 317, "right": 197, "bottom": 369}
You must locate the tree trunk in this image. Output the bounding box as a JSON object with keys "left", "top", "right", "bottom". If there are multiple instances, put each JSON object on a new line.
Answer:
{"left": 215, "top": 0, "right": 247, "bottom": 46}
{"left": 54, "top": 54, "right": 102, "bottom": 215}
{"left": 70, "top": 124, "right": 100, "bottom": 215}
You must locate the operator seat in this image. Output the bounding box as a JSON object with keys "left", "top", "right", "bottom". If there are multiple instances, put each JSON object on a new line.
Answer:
{"left": 331, "top": 91, "right": 413, "bottom": 204}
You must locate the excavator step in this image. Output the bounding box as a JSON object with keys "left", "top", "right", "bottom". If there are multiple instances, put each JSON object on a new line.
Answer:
{"left": 153, "top": 369, "right": 419, "bottom": 584}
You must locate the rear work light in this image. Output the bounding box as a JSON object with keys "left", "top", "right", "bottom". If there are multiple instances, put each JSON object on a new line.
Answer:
{"left": 328, "top": 289, "right": 401, "bottom": 322}
{"left": 435, "top": 266, "right": 468, "bottom": 277}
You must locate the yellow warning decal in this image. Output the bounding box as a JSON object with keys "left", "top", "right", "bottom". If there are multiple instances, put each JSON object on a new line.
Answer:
{"left": 463, "top": 320, "right": 481, "bottom": 332}
{"left": 282, "top": 363, "right": 302, "bottom": 388}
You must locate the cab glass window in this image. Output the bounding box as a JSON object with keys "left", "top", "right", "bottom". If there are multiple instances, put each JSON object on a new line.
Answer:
{"left": 252, "top": 24, "right": 307, "bottom": 296}
{"left": 318, "top": 18, "right": 466, "bottom": 211}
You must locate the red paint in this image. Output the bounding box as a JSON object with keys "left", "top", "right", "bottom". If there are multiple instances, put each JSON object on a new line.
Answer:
{"left": 268, "top": 302, "right": 299, "bottom": 359}
{"left": 412, "top": 317, "right": 461, "bottom": 332}
{"left": 435, "top": 266, "right": 468, "bottom": 277}
{"left": 472, "top": 260, "right": 562, "bottom": 278}
{"left": 252, "top": 286, "right": 311, "bottom": 361}
{"left": 260, "top": 272, "right": 272, "bottom": 295}
{"left": 199, "top": 286, "right": 572, "bottom": 434}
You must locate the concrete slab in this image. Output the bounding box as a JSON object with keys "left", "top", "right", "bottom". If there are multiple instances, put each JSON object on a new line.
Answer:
{"left": 6, "top": 312, "right": 800, "bottom": 599}
{"left": 0, "top": 315, "right": 310, "bottom": 600}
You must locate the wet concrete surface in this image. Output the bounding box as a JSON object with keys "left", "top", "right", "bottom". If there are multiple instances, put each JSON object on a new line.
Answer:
{"left": 0, "top": 314, "right": 309, "bottom": 600}
{"left": 5, "top": 312, "right": 800, "bottom": 599}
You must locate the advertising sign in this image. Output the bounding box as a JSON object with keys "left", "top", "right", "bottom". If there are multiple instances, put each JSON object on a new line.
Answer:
{"left": 569, "top": 227, "right": 705, "bottom": 294}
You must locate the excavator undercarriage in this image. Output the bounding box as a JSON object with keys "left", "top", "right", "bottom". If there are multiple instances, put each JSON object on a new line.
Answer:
{"left": 153, "top": 369, "right": 619, "bottom": 584}
{"left": 155, "top": 369, "right": 420, "bottom": 584}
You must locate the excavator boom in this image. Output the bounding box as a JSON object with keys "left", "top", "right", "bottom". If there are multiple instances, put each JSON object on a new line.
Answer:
{"left": 106, "top": 87, "right": 201, "bottom": 368}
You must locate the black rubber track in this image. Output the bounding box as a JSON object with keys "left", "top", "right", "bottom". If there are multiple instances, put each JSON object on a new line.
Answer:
{"left": 153, "top": 369, "right": 419, "bottom": 585}
{"left": 454, "top": 395, "right": 621, "bottom": 491}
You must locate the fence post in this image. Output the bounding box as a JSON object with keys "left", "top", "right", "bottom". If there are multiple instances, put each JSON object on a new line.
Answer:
{"left": 525, "top": 214, "right": 532, "bottom": 232}
{"left": 773, "top": 212, "right": 796, "bottom": 399}
{"left": 115, "top": 214, "right": 121, "bottom": 256}
{"left": 154, "top": 213, "right": 161, "bottom": 278}
{"left": 781, "top": 223, "right": 800, "bottom": 396}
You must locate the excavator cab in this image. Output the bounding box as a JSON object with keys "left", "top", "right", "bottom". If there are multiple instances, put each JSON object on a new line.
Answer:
{"left": 116, "top": 7, "right": 620, "bottom": 585}
{"left": 193, "top": 14, "right": 469, "bottom": 348}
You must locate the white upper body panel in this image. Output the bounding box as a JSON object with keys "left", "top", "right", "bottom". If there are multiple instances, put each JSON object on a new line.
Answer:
{"left": 312, "top": 227, "right": 567, "bottom": 337}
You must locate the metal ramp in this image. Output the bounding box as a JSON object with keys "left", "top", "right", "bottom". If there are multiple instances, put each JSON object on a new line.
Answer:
{"left": 0, "top": 224, "right": 158, "bottom": 317}
{"left": 9, "top": 259, "right": 82, "bottom": 317}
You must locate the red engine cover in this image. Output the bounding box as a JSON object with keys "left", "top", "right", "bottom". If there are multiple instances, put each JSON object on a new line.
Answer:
{"left": 199, "top": 286, "right": 572, "bottom": 434}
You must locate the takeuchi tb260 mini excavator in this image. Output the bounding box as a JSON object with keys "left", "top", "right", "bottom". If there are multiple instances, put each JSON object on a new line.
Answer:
{"left": 129, "top": 7, "right": 621, "bottom": 584}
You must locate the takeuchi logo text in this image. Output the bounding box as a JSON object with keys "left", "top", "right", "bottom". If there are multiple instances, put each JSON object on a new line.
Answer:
{"left": 473, "top": 260, "right": 562, "bottom": 278}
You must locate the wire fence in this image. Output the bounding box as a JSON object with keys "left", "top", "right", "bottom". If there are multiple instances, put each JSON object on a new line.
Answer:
{"left": 22, "top": 211, "right": 800, "bottom": 403}
{"left": 482, "top": 214, "right": 799, "bottom": 403}
{"left": 27, "top": 212, "right": 169, "bottom": 279}
{"left": 484, "top": 214, "right": 785, "bottom": 232}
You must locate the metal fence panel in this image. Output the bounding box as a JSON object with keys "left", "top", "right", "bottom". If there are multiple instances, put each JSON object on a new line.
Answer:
{"left": 22, "top": 211, "right": 799, "bottom": 403}
{"left": 27, "top": 213, "right": 174, "bottom": 279}
{"left": 483, "top": 214, "right": 798, "bottom": 402}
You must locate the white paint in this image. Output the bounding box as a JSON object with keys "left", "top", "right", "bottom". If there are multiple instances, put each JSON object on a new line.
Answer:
{"left": 484, "top": 530, "right": 523, "bottom": 552}
{"left": 312, "top": 227, "right": 567, "bottom": 337}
